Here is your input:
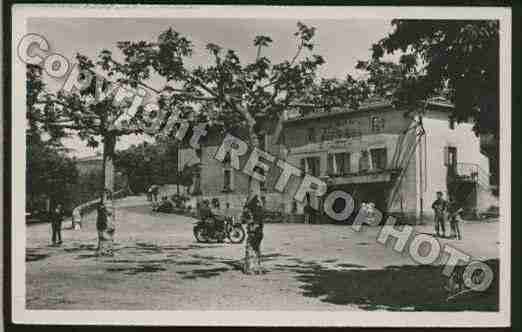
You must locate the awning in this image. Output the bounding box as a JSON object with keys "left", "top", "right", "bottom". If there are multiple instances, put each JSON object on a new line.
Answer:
{"left": 325, "top": 170, "right": 399, "bottom": 185}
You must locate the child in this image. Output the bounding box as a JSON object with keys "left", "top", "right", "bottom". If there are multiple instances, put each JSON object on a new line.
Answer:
{"left": 448, "top": 197, "right": 463, "bottom": 240}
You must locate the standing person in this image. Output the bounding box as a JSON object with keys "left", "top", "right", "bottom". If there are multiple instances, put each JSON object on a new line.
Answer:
{"left": 243, "top": 195, "right": 264, "bottom": 275}
{"left": 448, "top": 197, "right": 463, "bottom": 240}
{"left": 72, "top": 206, "right": 82, "bottom": 230}
{"left": 303, "top": 193, "right": 312, "bottom": 224}
{"left": 151, "top": 184, "right": 159, "bottom": 203}
{"left": 50, "top": 203, "right": 64, "bottom": 245}
{"left": 432, "top": 191, "right": 448, "bottom": 237}
{"left": 303, "top": 203, "right": 311, "bottom": 224}
{"left": 147, "top": 186, "right": 153, "bottom": 201}
{"left": 366, "top": 202, "right": 377, "bottom": 225}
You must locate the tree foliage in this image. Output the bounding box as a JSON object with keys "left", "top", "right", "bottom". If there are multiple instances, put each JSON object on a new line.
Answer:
{"left": 26, "top": 64, "right": 79, "bottom": 212}
{"left": 299, "top": 76, "right": 370, "bottom": 110}
{"left": 100, "top": 22, "right": 326, "bottom": 139}
{"left": 115, "top": 139, "right": 179, "bottom": 193}
{"left": 371, "top": 20, "right": 499, "bottom": 137}
{"left": 27, "top": 139, "right": 79, "bottom": 212}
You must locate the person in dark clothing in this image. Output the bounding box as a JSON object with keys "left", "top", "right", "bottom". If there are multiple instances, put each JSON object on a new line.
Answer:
{"left": 96, "top": 201, "right": 108, "bottom": 234}
{"left": 199, "top": 199, "right": 225, "bottom": 239}
{"left": 156, "top": 196, "right": 174, "bottom": 213}
{"left": 50, "top": 203, "right": 64, "bottom": 245}
{"left": 199, "top": 199, "right": 213, "bottom": 220}
{"left": 448, "top": 197, "right": 463, "bottom": 240}
{"left": 243, "top": 195, "right": 264, "bottom": 274}
{"left": 149, "top": 184, "right": 159, "bottom": 203}
{"left": 432, "top": 191, "right": 448, "bottom": 237}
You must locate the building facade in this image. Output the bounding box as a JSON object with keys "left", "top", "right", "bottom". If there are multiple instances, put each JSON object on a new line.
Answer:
{"left": 179, "top": 98, "right": 496, "bottom": 223}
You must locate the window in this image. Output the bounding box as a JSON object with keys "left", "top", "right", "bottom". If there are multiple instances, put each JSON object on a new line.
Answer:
{"left": 444, "top": 146, "right": 457, "bottom": 167}
{"left": 192, "top": 166, "right": 202, "bottom": 195}
{"left": 336, "top": 153, "right": 351, "bottom": 174}
{"left": 302, "top": 157, "right": 321, "bottom": 176}
{"left": 291, "top": 201, "right": 298, "bottom": 214}
{"left": 370, "top": 148, "right": 387, "bottom": 170}
{"left": 307, "top": 128, "right": 316, "bottom": 143}
{"left": 327, "top": 154, "right": 334, "bottom": 174}
{"left": 300, "top": 158, "right": 306, "bottom": 173}
{"left": 256, "top": 166, "right": 267, "bottom": 191}
{"left": 359, "top": 151, "right": 370, "bottom": 173}
{"left": 370, "top": 116, "right": 385, "bottom": 132}
{"left": 328, "top": 153, "right": 351, "bottom": 175}
{"left": 223, "top": 169, "right": 233, "bottom": 192}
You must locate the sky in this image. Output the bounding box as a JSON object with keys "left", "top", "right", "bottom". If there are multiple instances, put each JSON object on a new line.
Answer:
{"left": 28, "top": 17, "right": 398, "bottom": 158}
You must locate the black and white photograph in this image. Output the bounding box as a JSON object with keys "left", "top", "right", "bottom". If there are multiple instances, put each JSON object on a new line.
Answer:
{"left": 10, "top": 4, "right": 511, "bottom": 327}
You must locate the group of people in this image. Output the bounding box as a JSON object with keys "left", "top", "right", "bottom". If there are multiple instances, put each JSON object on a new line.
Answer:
{"left": 197, "top": 195, "right": 265, "bottom": 275}
{"left": 48, "top": 188, "right": 460, "bottom": 274}
{"left": 47, "top": 203, "right": 85, "bottom": 246}
{"left": 432, "top": 191, "right": 463, "bottom": 239}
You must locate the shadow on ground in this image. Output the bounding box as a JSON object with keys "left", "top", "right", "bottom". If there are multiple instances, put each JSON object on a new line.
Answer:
{"left": 178, "top": 267, "right": 231, "bottom": 280}
{"left": 106, "top": 264, "right": 167, "bottom": 275}
{"left": 272, "top": 258, "right": 499, "bottom": 311}
{"left": 26, "top": 248, "right": 50, "bottom": 262}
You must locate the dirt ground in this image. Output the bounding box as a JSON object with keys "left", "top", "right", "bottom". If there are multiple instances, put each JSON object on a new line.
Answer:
{"left": 26, "top": 196, "right": 500, "bottom": 311}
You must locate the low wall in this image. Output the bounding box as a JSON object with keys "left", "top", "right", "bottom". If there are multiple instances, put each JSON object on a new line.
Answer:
{"left": 75, "top": 189, "right": 129, "bottom": 216}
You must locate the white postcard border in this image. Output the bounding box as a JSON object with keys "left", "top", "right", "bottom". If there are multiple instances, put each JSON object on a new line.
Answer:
{"left": 11, "top": 4, "right": 512, "bottom": 327}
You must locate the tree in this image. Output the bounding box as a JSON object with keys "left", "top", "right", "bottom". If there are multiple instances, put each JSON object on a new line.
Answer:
{"left": 101, "top": 22, "right": 327, "bottom": 200}
{"left": 38, "top": 54, "right": 145, "bottom": 255}
{"left": 370, "top": 20, "right": 499, "bottom": 182}
{"left": 299, "top": 76, "right": 370, "bottom": 111}
{"left": 26, "top": 64, "right": 79, "bottom": 214}
{"left": 373, "top": 20, "right": 498, "bottom": 134}
{"left": 355, "top": 55, "right": 434, "bottom": 110}
{"left": 115, "top": 140, "right": 179, "bottom": 193}
{"left": 27, "top": 139, "right": 79, "bottom": 213}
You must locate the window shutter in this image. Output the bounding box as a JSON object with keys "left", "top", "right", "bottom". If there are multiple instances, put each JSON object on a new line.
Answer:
{"left": 327, "top": 154, "right": 334, "bottom": 174}
{"left": 443, "top": 147, "right": 449, "bottom": 166}
{"left": 300, "top": 158, "right": 306, "bottom": 173}
{"left": 315, "top": 157, "right": 321, "bottom": 176}
{"left": 344, "top": 153, "right": 351, "bottom": 173}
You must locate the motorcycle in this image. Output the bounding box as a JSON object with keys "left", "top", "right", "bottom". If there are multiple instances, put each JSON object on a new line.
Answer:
{"left": 193, "top": 215, "right": 245, "bottom": 244}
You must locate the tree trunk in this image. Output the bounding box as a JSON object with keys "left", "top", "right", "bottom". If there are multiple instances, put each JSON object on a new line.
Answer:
{"left": 244, "top": 129, "right": 263, "bottom": 274}
{"left": 97, "top": 134, "right": 116, "bottom": 256}
{"left": 247, "top": 130, "right": 261, "bottom": 200}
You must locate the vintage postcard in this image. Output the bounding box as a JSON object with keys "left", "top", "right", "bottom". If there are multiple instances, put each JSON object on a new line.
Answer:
{"left": 10, "top": 4, "right": 511, "bottom": 327}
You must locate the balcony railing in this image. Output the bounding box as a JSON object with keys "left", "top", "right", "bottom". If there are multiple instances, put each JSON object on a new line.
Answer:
{"left": 454, "top": 162, "right": 490, "bottom": 187}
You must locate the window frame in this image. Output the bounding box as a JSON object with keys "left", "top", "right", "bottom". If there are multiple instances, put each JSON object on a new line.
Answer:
{"left": 370, "top": 147, "right": 388, "bottom": 171}
{"left": 370, "top": 116, "right": 385, "bottom": 133}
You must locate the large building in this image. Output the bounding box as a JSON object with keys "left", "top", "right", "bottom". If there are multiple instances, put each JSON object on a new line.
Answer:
{"left": 179, "top": 97, "right": 496, "bottom": 223}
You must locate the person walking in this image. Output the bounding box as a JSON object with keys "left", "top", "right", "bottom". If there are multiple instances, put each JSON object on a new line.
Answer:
{"left": 432, "top": 191, "right": 448, "bottom": 237}
{"left": 50, "top": 203, "right": 64, "bottom": 245}
{"left": 448, "top": 197, "right": 463, "bottom": 240}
